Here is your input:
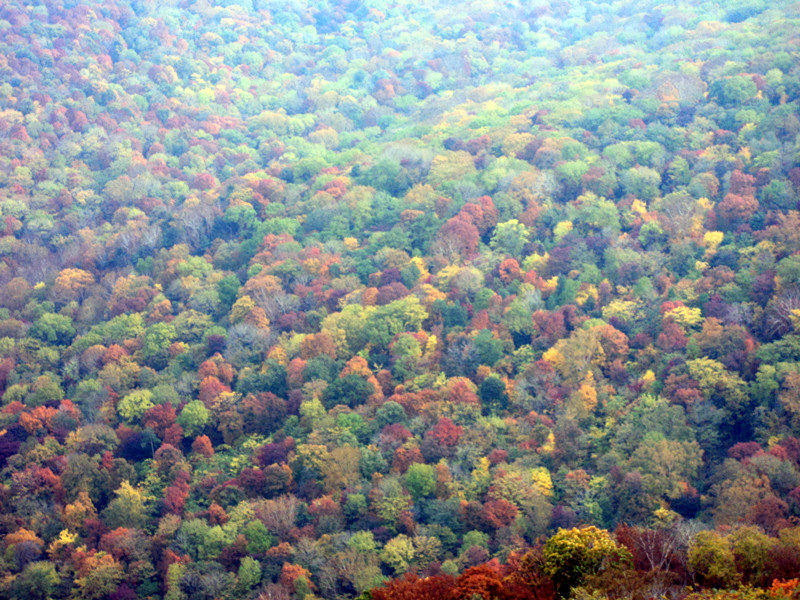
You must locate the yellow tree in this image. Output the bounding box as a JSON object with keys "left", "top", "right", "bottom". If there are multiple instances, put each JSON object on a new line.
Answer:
{"left": 542, "top": 526, "right": 632, "bottom": 598}
{"left": 542, "top": 327, "right": 606, "bottom": 385}
{"left": 52, "top": 268, "right": 95, "bottom": 303}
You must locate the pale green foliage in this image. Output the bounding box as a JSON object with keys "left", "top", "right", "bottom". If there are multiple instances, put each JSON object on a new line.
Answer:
{"left": 381, "top": 534, "right": 416, "bottom": 574}
{"left": 348, "top": 530, "right": 378, "bottom": 554}
{"left": 176, "top": 400, "right": 210, "bottom": 436}
{"left": 237, "top": 556, "right": 261, "bottom": 591}
{"left": 117, "top": 389, "right": 154, "bottom": 422}
{"left": 490, "top": 219, "right": 531, "bottom": 256}
{"left": 688, "top": 530, "right": 741, "bottom": 589}
{"left": 405, "top": 463, "right": 436, "bottom": 500}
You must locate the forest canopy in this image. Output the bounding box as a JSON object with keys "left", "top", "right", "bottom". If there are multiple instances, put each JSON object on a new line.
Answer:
{"left": 1, "top": 0, "right": 800, "bottom": 599}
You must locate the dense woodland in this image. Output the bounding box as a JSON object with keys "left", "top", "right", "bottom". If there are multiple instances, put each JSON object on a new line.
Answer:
{"left": 2, "top": 0, "right": 800, "bottom": 598}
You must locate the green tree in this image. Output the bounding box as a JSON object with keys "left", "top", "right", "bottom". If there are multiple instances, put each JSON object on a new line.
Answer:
{"left": 622, "top": 166, "right": 661, "bottom": 201}
{"left": 72, "top": 553, "right": 124, "bottom": 600}
{"left": 243, "top": 520, "right": 274, "bottom": 555}
{"left": 490, "top": 219, "right": 531, "bottom": 256}
{"left": 237, "top": 556, "right": 262, "bottom": 593}
{"left": 628, "top": 437, "right": 703, "bottom": 499}
{"left": 612, "top": 395, "right": 695, "bottom": 454}
{"left": 729, "top": 526, "right": 777, "bottom": 587}
{"left": 556, "top": 160, "right": 590, "bottom": 199}
{"left": 368, "top": 297, "right": 428, "bottom": 346}
{"left": 30, "top": 312, "right": 76, "bottom": 345}
{"left": 474, "top": 330, "right": 504, "bottom": 366}
{"left": 102, "top": 481, "right": 153, "bottom": 529}
{"left": 667, "top": 156, "right": 691, "bottom": 186}
{"left": 27, "top": 374, "right": 64, "bottom": 407}
{"left": 542, "top": 526, "right": 633, "bottom": 598}
{"left": 571, "top": 193, "right": 621, "bottom": 238}
{"left": 323, "top": 373, "right": 375, "bottom": 409}
{"left": 141, "top": 322, "right": 176, "bottom": 369}
{"left": 11, "top": 561, "right": 59, "bottom": 600}
{"left": 174, "top": 519, "right": 227, "bottom": 562}
{"left": 460, "top": 530, "right": 490, "bottom": 555}
{"left": 712, "top": 75, "right": 758, "bottom": 107}
{"left": 117, "top": 389, "right": 155, "bottom": 423}
{"left": 504, "top": 285, "right": 543, "bottom": 337}
{"left": 217, "top": 274, "right": 240, "bottom": 310}
{"left": 177, "top": 400, "right": 210, "bottom": 436}
{"left": 391, "top": 333, "right": 423, "bottom": 381}
{"left": 348, "top": 530, "right": 378, "bottom": 554}
{"left": 375, "top": 401, "right": 407, "bottom": 428}
{"left": 381, "top": 534, "right": 416, "bottom": 575}
{"left": 688, "top": 530, "right": 740, "bottom": 589}
{"left": 405, "top": 463, "right": 436, "bottom": 500}
{"left": 479, "top": 375, "right": 509, "bottom": 414}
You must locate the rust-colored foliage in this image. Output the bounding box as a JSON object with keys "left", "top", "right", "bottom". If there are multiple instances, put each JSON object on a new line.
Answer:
{"left": 370, "top": 573, "right": 456, "bottom": 600}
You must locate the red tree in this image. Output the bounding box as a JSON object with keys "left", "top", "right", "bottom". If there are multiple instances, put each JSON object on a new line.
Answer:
{"left": 370, "top": 573, "right": 455, "bottom": 600}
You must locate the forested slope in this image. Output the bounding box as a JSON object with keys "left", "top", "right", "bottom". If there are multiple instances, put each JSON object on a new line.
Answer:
{"left": 1, "top": 1, "right": 800, "bottom": 599}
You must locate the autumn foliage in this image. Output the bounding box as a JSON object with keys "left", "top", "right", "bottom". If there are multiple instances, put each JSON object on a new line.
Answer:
{"left": 0, "top": 0, "right": 799, "bottom": 599}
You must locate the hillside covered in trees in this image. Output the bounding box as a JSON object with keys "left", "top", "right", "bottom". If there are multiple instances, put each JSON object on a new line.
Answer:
{"left": 2, "top": 0, "right": 800, "bottom": 598}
